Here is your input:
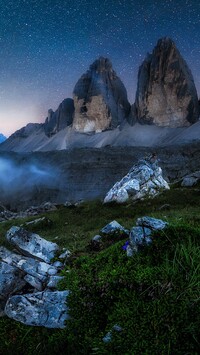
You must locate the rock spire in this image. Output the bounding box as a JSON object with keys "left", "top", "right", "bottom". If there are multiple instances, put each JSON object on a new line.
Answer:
{"left": 134, "top": 37, "right": 199, "bottom": 127}
{"left": 73, "top": 57, "right": 131, "bottom": 132}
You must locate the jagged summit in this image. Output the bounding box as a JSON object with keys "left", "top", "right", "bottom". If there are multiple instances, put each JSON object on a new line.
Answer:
{"left": 89, "top": 56, "right": 114, "bottom": 73}
{"left": 134, "top": 37, "right": 199, "bottom": 127}
{"left": 1, "top": 39, "right": 200, "bottom": 153}
{"left": 156, "top": 36, "right": 175, "bottom": 48}
{"left": 73, "top": 57, "right": 131, "bottom": 132}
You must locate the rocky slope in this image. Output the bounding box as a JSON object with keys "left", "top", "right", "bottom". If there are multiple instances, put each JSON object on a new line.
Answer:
{"left": 2, "top": 121, "right": 200, "bottom": 152}
{"left": 134, "top": 37, "right": 199, "bottom": 127}
{"left": 72, "top": 57, "right": 131, "bottom": 132}
{"left": 1, "top": 143, "right": 200, "bottom": 210}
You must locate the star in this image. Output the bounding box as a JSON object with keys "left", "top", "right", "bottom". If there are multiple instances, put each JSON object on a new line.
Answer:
{"left": 0, "top": 0, "right": 199, "bottom": 136}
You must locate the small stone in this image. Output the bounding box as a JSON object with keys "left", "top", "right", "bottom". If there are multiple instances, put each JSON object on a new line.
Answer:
{"left": 92, "top": 235, "right": 102, "bottom": 242}
{"left": 59, "top": 249, "right": 71, "bottom": 259}
{"left": 100, "top": 220, "right": 129, "bottom": 236}
{"left": 102, "top": 324, "right": 123, "bottom": 343}
{"left": 136, "top": 216, "right": 168, "bottom": 230}
{"left": 113, "top": 324, "right": 123, "bottom": 332}
{"left": 102, "top": 331, "right": 112, "bottom": 344}
{"left": 126, "top": 245, "right": 135, "bottom": 257}
{"left": 181, "top": 176, "right": 198, "bottom": 187}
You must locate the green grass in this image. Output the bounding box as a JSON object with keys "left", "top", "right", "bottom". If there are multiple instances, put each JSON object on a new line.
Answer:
{"left": 57, "top": 224, "right": 200, "bottom": 354}
{"left": 0, "top": 186, "right": 200, "bottom": 354}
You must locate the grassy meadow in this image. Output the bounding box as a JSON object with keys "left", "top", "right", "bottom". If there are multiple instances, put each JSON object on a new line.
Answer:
{"left": 0, "top": 185, "right": 200, "bottom": 354}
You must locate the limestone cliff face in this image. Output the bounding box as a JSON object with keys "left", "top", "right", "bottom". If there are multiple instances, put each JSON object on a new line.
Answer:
{"left": 134, "top": 37, "right": 199, "bottom": 127}
{"left": 73, "top": 57, "right": 131, "bottom": 132}
{"left": 44, "top": 98, "right": 74, "bottom": 137}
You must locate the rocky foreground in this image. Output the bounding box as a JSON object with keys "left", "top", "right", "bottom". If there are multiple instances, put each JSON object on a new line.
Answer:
{"left": 0, "top": 225, "right": 70, "bottom": 327}
{"left": 0, "top": 182, "right": 199, "bottom": 353}
{"left": 0, "top": 214, "right": 167, "bottom": 328}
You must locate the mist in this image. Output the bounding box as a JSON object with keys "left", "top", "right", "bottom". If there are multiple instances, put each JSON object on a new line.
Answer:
{"left": 0, "top": 156, "right": 60, "bottom": 210}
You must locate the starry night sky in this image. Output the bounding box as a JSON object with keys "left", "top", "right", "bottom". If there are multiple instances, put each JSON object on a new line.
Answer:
{"left": 0, "top": 0, "right": 200, "bottom": 136}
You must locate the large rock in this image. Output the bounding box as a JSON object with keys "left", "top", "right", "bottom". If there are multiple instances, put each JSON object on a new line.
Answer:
{"left": 126, "top": 216, "right": 168, "bottom": 256}
{"left": 0, "top": 261, "right": 25, "bottom": 304}
{"left": 136, "top": 216, "right": 168, "bottom": 230}
{"left": 0, "top": 246, "right": 57, "bottom": 283}
{"left": 5, "top": 291, "right": 69, "bottom": 328}
{"left": 104, "top": 157, "right": 169, "bottom": 204}
{"left": 0, "top": 226, "right": 70, "bottom": 327}
{"left": 44, "top": 98, "right": 74, "bottom": 137}
{"left": 73, "top": 57, "right": 131, "bottom": 132}
{"left": 6, "top": 226, "right": 59, "bottom": 263}
{"left": 134, "top": 37, "right": 199, "bottom": 127}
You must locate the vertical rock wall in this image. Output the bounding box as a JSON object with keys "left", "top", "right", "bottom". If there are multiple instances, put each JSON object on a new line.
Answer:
{"left": 73, "top": 57, "right": 131, "bottom": 132}
{"left": 134, "top": 37, "right": 199, "bottom": 127}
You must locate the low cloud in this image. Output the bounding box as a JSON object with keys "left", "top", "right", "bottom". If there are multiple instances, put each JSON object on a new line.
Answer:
{"left": 0, "top": 157, "right": 60, "bottom": 209}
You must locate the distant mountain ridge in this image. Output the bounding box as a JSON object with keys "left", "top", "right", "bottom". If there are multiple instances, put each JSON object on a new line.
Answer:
{"left": 0, "top": 37, "right": 199, "bottom": 152}
{"left": 0, "top": 133, "right": 6, "bottom": 143}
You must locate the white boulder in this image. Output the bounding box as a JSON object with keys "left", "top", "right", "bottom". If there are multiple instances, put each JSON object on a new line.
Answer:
{"left": 6, "top": 226, "right": 59, "bottom": 263}
{"left": 5, "top": 291, "right": 69, "bottom": 328}
{"left": 104, "top": 158, "right": 169, "bottom": 204}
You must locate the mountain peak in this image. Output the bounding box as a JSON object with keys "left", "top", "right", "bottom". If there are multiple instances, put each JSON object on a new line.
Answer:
{"left": 156, "top": 37, "right": 175, "bottom": 47}
{"left": 134, "top": 37, "right": 199, "bottom": 127}
{"left": 72, "top": 57, "right": 130, "bottom": 133}
{"left": 89, "top": 57, "right": 113, "bottom": 73}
